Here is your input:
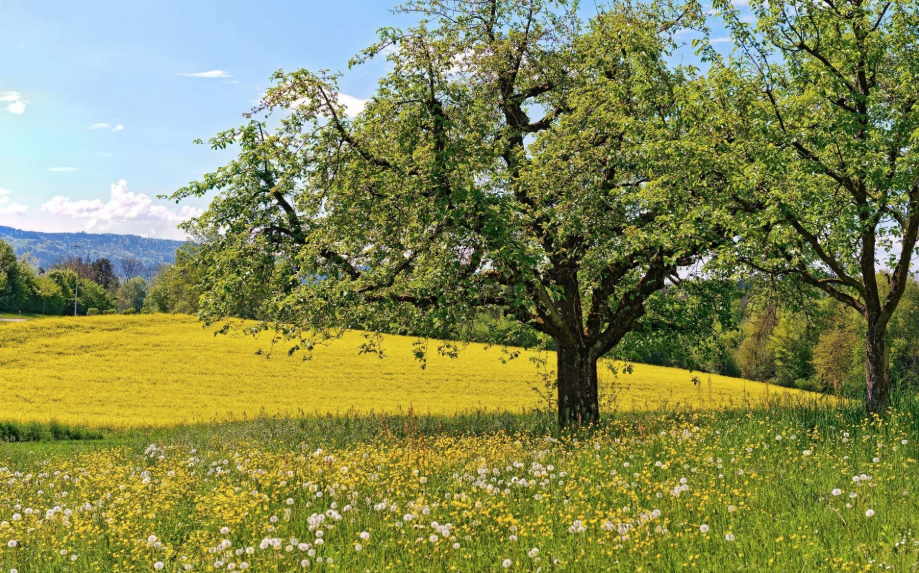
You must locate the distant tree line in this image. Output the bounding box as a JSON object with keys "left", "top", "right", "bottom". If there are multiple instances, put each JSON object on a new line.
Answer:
{"left": 0, "top": 239, "right": 158, "bottom": 316}
{"left": 611, "top": 278, "right": 919, "bottom": 399}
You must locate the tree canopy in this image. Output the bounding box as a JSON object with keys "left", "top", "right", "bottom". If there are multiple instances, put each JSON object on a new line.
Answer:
{"left": 173, "top": 0, "right": 731, "bottom": 426}
{"left": 704, "top": 0, "right": 919, "bottom": 413}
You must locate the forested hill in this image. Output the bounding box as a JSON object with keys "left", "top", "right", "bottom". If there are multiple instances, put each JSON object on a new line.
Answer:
{"left": 0, "top": 226, "right": 183, "bottom": 272}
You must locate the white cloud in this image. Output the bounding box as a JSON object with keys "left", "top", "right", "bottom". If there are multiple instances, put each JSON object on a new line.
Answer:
{"left": 0, "top": 197, "right": 27, "bottom": 215}
{"left": 285, "top": 91, "right": 368, "bottom": 118}
{"left": 711, "top": 36, "right": 734, "bottom": 44}
{"left": 337, "top": 93, "right": 368, "bottom": 118}
{"left": 0, "top": 187, "right": 10, "bottom": 195}
{"left": 179, "top": 70, "right": 231, "bottom": 78}
{"left": 48, "top": 167, "right": 78, "bottom": 173}
{"left": 40, "top": 180, "right": 202, "bottom": 235}
{"left": 91, "top": 123, "right": 124, "bottom": 132}
{"left": 2, "top": 92, "right": 26, "bottom": 114}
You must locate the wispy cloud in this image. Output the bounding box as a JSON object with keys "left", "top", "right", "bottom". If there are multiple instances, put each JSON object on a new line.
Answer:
{"left": 0, "top": 188, "right": 10, "bottom": 195}
{"left": 179, "top": 70, "right": 231, "bottom": 78}
{"left": 48, "top": 167, "right": 79, "bottom": 173}
{"left": 96, "top": 152, "right": 115, "bottom": 158}
{"left": 2, "top": 92, "right": 26, "bottom": 115}
{"left": 41, "top": 180, "right": 202, "bottom": 234}
{"left": 711, "top": 36, "right": 734, "bottom": 44}
{"left": 90, "top": 123, "right": 124, "bottom": 132}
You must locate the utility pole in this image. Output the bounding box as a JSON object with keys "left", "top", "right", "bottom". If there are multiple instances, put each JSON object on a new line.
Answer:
{"left": 73, "top": 243, "right": 81, "bottom": 316}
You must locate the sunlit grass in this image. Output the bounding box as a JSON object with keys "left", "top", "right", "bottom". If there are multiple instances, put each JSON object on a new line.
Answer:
{"left": 0, "top": 404, "right": 915, "bottom": 572}
{"left": 0, "top": 315, "right": 817, "bottom": 428}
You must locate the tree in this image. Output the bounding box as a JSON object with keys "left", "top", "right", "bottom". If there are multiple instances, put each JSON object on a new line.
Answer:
{"left": 90, "top": 258, "right": 120, "bottom": 291}
{"left": 173, "top": 0, "right": 725, "bottom": 427}
{"left": 120, "top": 257, "right": 145, "bottom": 280}
{"left": 47, "top": 269, "right": 115, "bottom": 315}
{"left": 707, "top": 0, "right": 919, "bottom": 413}
{"left": 117, "top": 277, "right": 148, "bottom": 313}
{"left": 32, "top": 275, "right": 65, "bottom": 316}
{"left": 736, "top": 303, "right": 778, "bottom": 382}
{"left": 0, "top": 240, "right": 18, "bottom": 310}
{"left": 888, "top": 280, "right": 919, "bottom": 387}
{"left": 813, "top": 328, "right": 860, "bottom": 394}
{"left": 143, "top": 245, "right": 206, "bottom": 315}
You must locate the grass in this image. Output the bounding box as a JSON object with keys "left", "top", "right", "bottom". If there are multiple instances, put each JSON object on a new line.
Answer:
{"left": 0, "top": 400, "right": 916, "bottom": 571}
{"left": 0, "top": 314, "right": 815, "bottom": 429}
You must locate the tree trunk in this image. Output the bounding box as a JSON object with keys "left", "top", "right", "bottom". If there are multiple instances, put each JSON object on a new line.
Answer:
{"left": 556, "top": 342, "right": 599, "bottom": 428}
{"left": 865, "top": 315, "right": 890, "bottom": 415}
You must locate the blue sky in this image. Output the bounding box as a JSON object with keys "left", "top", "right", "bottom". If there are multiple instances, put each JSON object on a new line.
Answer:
{"left": 0, "top": 0, "right": 413, "bottom": 239}
{"left": 0, "top": 0, "right": 737, "bottom": 240}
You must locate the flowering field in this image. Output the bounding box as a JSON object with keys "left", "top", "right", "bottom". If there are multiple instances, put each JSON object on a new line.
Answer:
{"left": 0, "top": 315, "right": 811, "bottom": 428}
{"left": 0, "top": 406, "right": 917, "bottom": 572}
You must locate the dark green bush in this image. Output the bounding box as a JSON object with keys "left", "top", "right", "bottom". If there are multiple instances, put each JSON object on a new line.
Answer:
{"left": 0, "top": 420, "right": 103, "bottom": 442}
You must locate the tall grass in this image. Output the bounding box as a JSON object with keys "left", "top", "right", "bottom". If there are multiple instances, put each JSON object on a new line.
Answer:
{"left": 0, "top": 394, "right": 916, "bottom": 571}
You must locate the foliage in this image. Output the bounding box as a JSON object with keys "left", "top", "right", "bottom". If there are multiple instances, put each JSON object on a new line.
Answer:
{"left": 172, "top": 0, "right": 732, "bottom": 426}
{"left": 143, "top": 245, "right": 205, "bottom": 315}
{"left": 735, "top": 304, "right": 778, "bottom": 382}
{"left": 45, "top": 269, "right": 116, "bottom": 315}
{"left": 812, "top": 328, "right": 861, "bottom": 394}
{"left": 0, "top": 225, "right": 182, "bottom": 277}
{"left": 89, "top": 257, "right": 120, "bottom": 290}
{"left": 0, "top": 314, "right": 810, "bottom": 428}
{"left": 0, "top": 420, "right": 102, "bottom": 443}
{"left": 0, "top": 240, "right": 26, "bottom": 311}
{"left": 117, "top": 276, "right": 148, "bottom": 313}
{"left": 705, "top": 0, "right": 919, "bottom": 412}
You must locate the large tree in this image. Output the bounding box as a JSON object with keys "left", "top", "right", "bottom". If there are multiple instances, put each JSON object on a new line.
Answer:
{"left": 173, "top": 0, "right": 724, "bottom": 427}
{"left": 707, "top": 0, "right": 919, "bottom": 414}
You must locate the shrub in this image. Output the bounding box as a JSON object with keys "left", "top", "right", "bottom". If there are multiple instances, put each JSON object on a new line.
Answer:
{"left": 122, "top": 308, "right": 137, "bottom": 315}
{"left": 87, "top": 308, "right": 100, "bottom": 316}
{"left": 104, "top": 309, "right": 117, "bottom": 315}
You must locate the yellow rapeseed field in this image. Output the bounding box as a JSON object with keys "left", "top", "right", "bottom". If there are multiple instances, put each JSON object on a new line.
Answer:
{"left": 0, "top": 315, "right": 813, "bottom": 428}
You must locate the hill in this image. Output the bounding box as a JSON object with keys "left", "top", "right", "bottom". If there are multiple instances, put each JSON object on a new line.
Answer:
{"left": 0, "top": 225, "right": 183, "bottom": 276}
{"left": 0, "top": 314, "right": 818, "bottom": 428}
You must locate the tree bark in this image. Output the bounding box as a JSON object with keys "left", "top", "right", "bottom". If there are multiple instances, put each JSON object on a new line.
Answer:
{"left": 865, "top": 314, "right": 890, "bottom": 415}
{"left": 556, "top": 342, "right": 600, "bottom": 428}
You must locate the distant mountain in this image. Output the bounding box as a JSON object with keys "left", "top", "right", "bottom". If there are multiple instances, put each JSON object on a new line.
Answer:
{"left": 0, "top": 226, "right": 184, "bottom": 277}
